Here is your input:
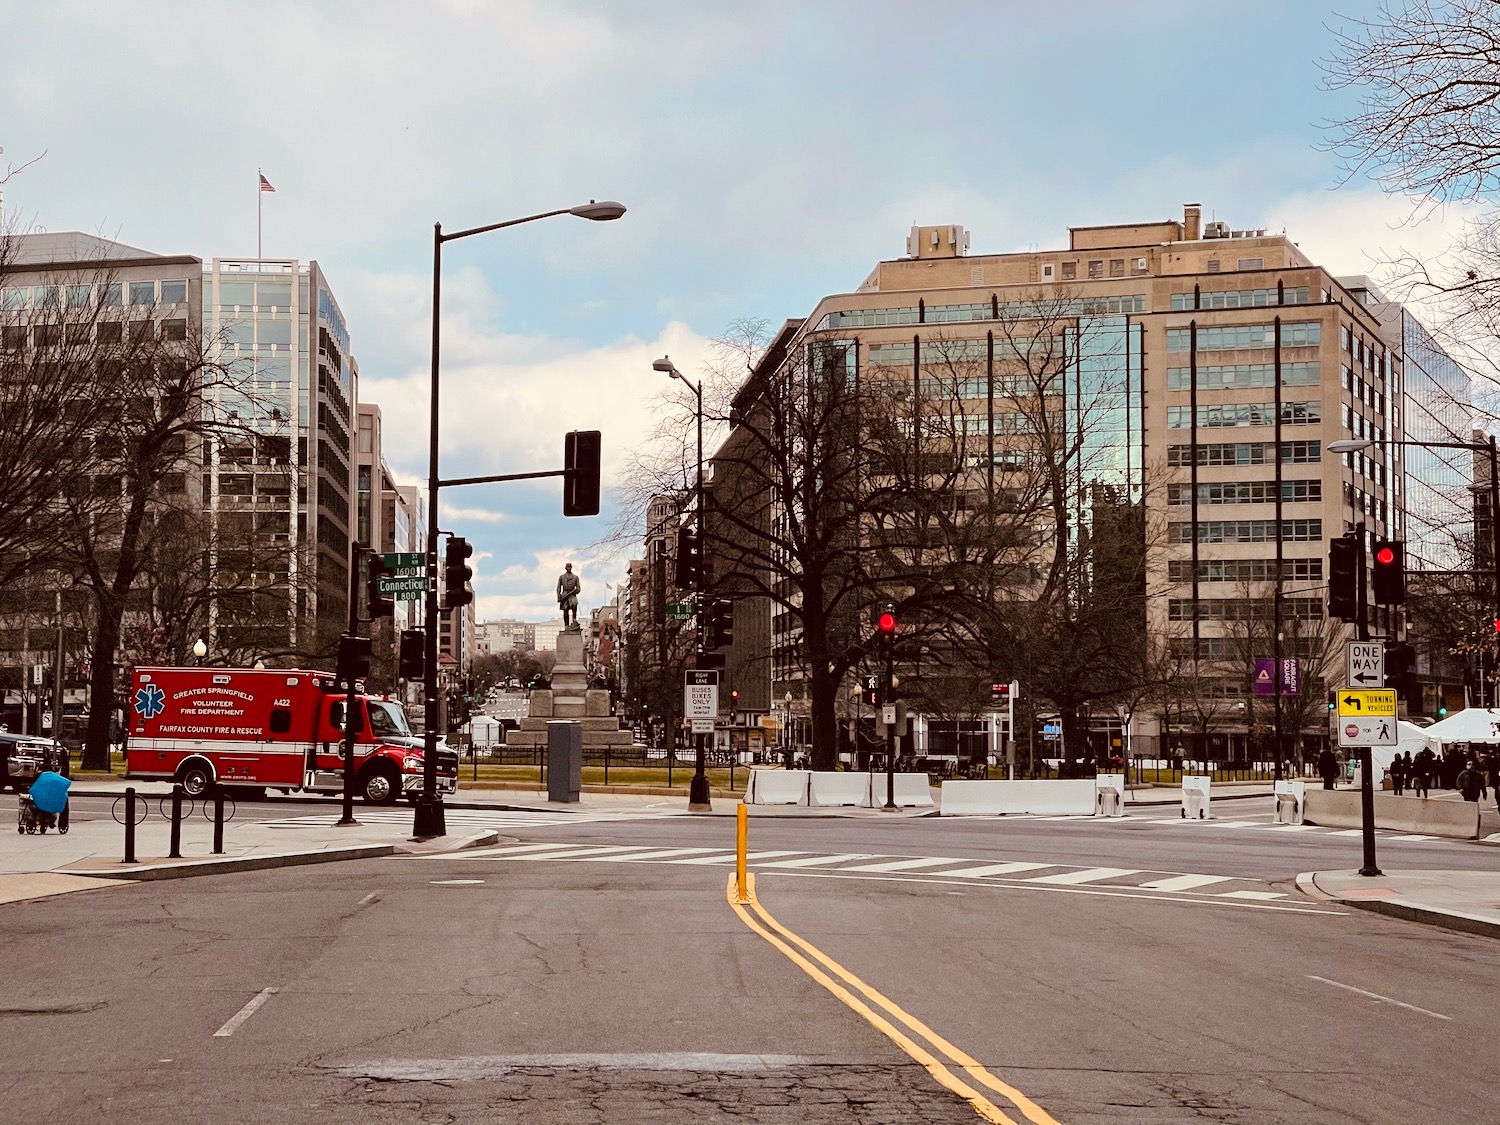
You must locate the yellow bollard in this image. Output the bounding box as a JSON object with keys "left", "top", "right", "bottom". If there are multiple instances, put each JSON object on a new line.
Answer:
{"left": 735, "top": 802, "right": 749, "bottom": 903}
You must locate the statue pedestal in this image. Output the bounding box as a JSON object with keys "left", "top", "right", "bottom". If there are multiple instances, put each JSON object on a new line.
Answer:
{"left": 508, "top": 630, "right": 640, "bottom": 754}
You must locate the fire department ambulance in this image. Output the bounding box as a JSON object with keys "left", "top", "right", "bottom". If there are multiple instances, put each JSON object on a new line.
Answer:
{"left": 125, "top": 666, "right": 458, "bottom": 804}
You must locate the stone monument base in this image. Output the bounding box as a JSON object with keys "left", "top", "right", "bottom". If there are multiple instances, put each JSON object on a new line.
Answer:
{"left": 506, "top": 631, "right": 640, "bottom": 754}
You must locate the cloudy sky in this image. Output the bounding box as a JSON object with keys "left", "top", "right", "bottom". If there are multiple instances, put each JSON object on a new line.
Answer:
{"left": 0, "top": 0, "right": 1466, "bottom": 620}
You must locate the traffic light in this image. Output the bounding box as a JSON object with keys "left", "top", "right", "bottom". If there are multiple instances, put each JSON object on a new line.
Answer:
{"left": 399, "top": 628, "right": 425, "bottom": 680}
{"left": 563, "top": 430, "right": 602, "bottom": 517}
{"left": 366, "top": 551, "right": 394, "bottom": 619}
{"left": 862, "top": 674, "right": 882, "bottom": 707}
{"left": 708, "top": 598, "right": 734, "bottom": 648}
{"left": 730, "top": 688, "right": 739, "bottom": 713}
{"left": 675, "top": 526, "right": 702, "bottom": 589}
{"left": 1385, "top": 641, "right": 1417, "bottom": 703}
{"left": 1328, "top": 535, "right": 1359, "bottom": 620}
{"left": 443, "top": 537, "right": 474, "bottom": 609}
{"left": 1371, "top": 540, "right": 1406, "bottom": 605}
{"left": 335, "top": 634, "right": 373, "bottom": 684}
{"left": 875, "top": 603, "right": 897, "bottom": 648}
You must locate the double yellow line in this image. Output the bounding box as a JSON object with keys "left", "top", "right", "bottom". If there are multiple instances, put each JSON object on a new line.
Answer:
{"left": 727, "top": 871, "right": 1061, "bottom": 1125}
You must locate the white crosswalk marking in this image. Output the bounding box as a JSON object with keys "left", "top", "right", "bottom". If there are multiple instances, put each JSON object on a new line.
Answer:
{"left": 507, "top": 845, "right": 656, "bottom": 861}
{"left": 1025, "top": 867, "right": 1139, "bottom": 885}
{"left": 668, "top": 850, "right": 804, "bottom": 865}
{"left": 1137, "top": 874, "right": 1233, "bottom": 893}
{"left": 755, "top": 853, "right": 878, "bottom": 868}
{"left": 1215, "top": 890, "right": 1285, "bottom": 900}
{"left": 587, "top": 848, "right": 719, "bottom": 862}
{"left": 928, "top": 862, "right": 1053, "bottom": 879}
{"left": 841, "top": 857, "right": 972, "bottom": 873}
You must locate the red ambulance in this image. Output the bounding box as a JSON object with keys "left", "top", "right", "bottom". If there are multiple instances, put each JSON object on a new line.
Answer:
{"left": 124, "top": 666, "right": 458, "bottom": 804}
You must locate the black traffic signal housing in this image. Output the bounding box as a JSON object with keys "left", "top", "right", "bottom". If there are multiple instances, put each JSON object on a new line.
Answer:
{"left": 1385, "top": 641, "right": 1417, "bottom": 703}
{"left": 335, "top": 634, "right": 373, "bottom": 685}
{"left": 1328, "top": 535, "right": 1359, "bottom": 620}
{"left": 444, "top": 537, "right": 474, "bottom": 610}
{"left": 366, "top": 550, "right": 394, "bottom": 619}
{"left": 874, "top": 603, "right": 897, "bottom": 648}
{"left": 399, "top": 628, "right": 425, "bottom": 680}
{"left": 675, "top": 526, "right": 702, "bottom": 589}
{"left": 563, "top": 430, "right": 602, "bottom": 517}
{"left": 708, "top": 598, "right": 734, "bottom": 649}
{"left": 1371, "top": 540, "right": 1406, "bottom": 605}
{"left": 729, "top": 688, "right": 740, "bottom": 714}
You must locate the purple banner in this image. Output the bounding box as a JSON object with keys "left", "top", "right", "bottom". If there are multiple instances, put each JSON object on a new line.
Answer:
{"left": 1254, "top": 659, "right": 1276, "bottom": 697}
{"left": 1280, "top": 658, "right": 1301, "bottom": 697}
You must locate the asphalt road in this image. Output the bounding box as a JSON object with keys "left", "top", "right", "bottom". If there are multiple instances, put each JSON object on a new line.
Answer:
{"left": 2, "top": 802, "right": 1495, "bottom": 1123}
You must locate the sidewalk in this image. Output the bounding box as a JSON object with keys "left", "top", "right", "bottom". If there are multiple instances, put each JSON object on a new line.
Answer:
{"left": 0, "top": 794, "right": 499, "bottom": 907}
{"left": 1299, "top": 870, "right": 1500, "bottom": 940}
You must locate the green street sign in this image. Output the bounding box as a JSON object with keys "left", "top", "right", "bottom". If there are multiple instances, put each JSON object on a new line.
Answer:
{"left": 383, "top": 552, "right": 425, "bottom": 570}
{"left": 666, "top": 602, "right": 694, "bottom": 619}
{"left": 377, "top": 576, "right": 429, "bottom": 598}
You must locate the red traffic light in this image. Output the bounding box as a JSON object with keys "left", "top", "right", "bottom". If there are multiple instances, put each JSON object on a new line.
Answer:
{"left": 1493, "top": 619, "right": 1500, "bottom": 634}
{"left": 877, "top": 611, "right": 896, "bottom": 633}
{"left": 1375, "top": 545, "right": 1396, "bottom": 566}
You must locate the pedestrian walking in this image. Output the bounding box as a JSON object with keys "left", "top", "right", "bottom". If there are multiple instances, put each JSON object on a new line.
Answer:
{"left": 1457, "top": 759, "right": 1484, "bottom": 803}
{"left": 1318, "top": 747, "right": 1339, "bottom": 790}
{"left": 1390, "top": 752, "right": 1407, "bottom": 796}
{"left": 1489, "top": 758, "right": 1500, "bottom": 813}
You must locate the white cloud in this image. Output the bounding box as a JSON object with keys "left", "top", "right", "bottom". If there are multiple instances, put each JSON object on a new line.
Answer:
{"left": 441, "top": 505, "right": 507, "bottom": 524}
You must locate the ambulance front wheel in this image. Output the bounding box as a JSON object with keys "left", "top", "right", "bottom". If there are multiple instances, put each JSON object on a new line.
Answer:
{"left": 176, "top": 760, "right": 213, "bottom": 798}
{"left": 361, "top": 766, "right": 400, "bottom": 806}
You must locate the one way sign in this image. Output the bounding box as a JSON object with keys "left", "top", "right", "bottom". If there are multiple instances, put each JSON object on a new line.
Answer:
{"left": 1345, "top": 642, "right": 1384, "bottom": 689}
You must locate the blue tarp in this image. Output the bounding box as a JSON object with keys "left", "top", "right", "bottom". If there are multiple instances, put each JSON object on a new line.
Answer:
{"left": 29, "top": 771, "right": 69, "bottom": 815}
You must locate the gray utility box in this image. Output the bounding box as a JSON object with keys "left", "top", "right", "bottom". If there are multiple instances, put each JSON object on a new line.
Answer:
{"left": 547, "top": 720, "right": 582, "bottom": 803}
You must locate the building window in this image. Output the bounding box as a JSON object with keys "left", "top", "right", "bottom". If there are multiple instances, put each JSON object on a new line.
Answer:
{"left": 1109, "top": 259, "right": 1125, "bottom": 278}
{"left": 359, "top": 414, "right": 373, "bottom": 454}
{"left": 1166, "top": 322, "right": 1321, "bottom": 351}
{"left": 1164, "top": 361, "right": 1320, "bottom": 390}
{"left": 1061, "top": 261, "right": 1077, "bottom": 280}
{"left": 129, "top": 281, "right": 155, "bottom": 306}
{"left": 160, "top": 280, "right": 188, "bottom": 304}
{"left": 1206, "top": 260, "right": 1221, "bottom": 273}
{"left": 1236, "top": 258, "right": 1264, "bottom": 271}
{"left": 1087, "top": 260, "right": 1104, "bottom": 279}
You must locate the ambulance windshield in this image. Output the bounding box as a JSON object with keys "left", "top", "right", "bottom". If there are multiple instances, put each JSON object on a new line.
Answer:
{"left": 367, "top": 701, "right": 412, "bottom": 737}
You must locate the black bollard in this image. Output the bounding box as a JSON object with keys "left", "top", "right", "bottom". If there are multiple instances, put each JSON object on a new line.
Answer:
{"left": 124, "top": 787, "right": 138, "bottom": 864}
{"left": 169, "top": 783, "right": 183, "bottom": 859}
{"left": 212, "top": 786, "right": 225, "bottom": 855}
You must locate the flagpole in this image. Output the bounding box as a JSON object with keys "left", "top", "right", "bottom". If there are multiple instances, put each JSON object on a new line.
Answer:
{"left": 257, "top": 168, "right": 262, "bottom": 258}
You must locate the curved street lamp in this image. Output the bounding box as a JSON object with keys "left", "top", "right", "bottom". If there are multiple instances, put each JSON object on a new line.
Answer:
{"left": 414, "top": 200, "right": 627, "bottom": 839}
{"left": 653, "top": 355, "right": 711, "bottom": 811}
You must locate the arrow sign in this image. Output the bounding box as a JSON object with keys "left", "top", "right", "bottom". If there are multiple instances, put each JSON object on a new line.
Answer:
{"left": 1346, "top": 642, "right": 1384, "bottom": 693}
{"left": 1351, "top": 669, "right": 1380, "bottom": 685}
{"left": 1342, "top": 695, "right": 1361, "bottom": 711}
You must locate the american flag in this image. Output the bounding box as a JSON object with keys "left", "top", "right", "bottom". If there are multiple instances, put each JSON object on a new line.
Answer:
{"left": 259, "top": 173, "right": 276, "bottom": 193}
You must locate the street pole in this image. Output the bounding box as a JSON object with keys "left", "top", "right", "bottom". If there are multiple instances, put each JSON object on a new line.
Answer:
{"left": 415, "top": 223, "right": 447, "bottom": 839}
{"left": 883, "top": 643, "right": 896, "bottom": 810}
{"left": 1358, "top": 744, "right": 1381, "bottom": 877}
{"left": 689, "top": 377, "right": 710, "bottom": 812}
{"left": 337, "top": 545, "right": 363, "bottom": 827}
{"left": 1488, "top": 436, "right": 1500, "bottom": 628}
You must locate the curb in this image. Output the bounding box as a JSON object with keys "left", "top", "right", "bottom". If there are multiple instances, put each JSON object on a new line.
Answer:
{"left": 1301, "top": 871, "right": 1500, "bottom": 941}
{"left": 71, "top": 843, "right": 396, "bottom": 881}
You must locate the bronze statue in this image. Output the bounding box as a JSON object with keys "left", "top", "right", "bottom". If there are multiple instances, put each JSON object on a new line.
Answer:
{"left": 556, "top": 563, "right": 581, "bottom": 629}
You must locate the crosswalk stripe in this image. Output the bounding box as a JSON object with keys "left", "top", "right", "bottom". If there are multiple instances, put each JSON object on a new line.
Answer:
{"left": 669, "top": 850, "right": 805, "bottom": 865}
{"left": 840, "top": 857, "right": 968, "bottom": 873}
{"left": 1025, "top": 867, "right": 1139, "bottom": 885}
{"left": 1263, "top": 824, "right": 1318, "bottom": 832}
{"left": 755, "top": 853, "right": 878, "bottom": 869}
{"left": 1137, "top": 874, "right": 1233, "bottom": 893}
{"left": 1215, "top": 889, "right": 1285, "bottom": 900}
{"left": 1386, "top": 834, "right": 1438, "bottom": 841}
{"left": 934, "top": 862, "right": 1054, "bottom": 879}
{"left": 505, "top": 845, "right": 657, "bottom": 861}
{"left": 586, "top": 848, "right": 720, "bottom": 862}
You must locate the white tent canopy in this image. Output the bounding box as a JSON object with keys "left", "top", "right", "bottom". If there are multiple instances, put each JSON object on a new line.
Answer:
{"left": 1370, "top": 720, "right": 1439, "bottom": 774}
{"left": 1419, "top": 708, "right": 1500, "bottom": 746}
{"left": 468, "top": 714, "right": 506, "bottom": 747}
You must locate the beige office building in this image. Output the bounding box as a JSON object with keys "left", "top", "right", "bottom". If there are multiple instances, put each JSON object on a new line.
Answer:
{"left": 728, "top": 205, "right": 1468, "bottom": 760}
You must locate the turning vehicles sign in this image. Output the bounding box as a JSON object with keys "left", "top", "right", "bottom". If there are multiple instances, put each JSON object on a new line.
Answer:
{"left": 1336, "top": 688, "right": 1398, "bottom": 748}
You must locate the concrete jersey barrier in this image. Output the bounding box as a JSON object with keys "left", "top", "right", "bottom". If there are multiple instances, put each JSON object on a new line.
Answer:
{"left": 1303, "top": 789, "right": 1481, "bottom": 839}
{"left": 940, "top": 778, "right": 1097, "bottom": 816}
{"left": 807, "top": 771, "right": 869, "bottom": 807}
{"left": 864, "top": 772, "right": 935, "bottom": 808}
{"left": 743, "top": 769, "right": 810, "bottom": 805}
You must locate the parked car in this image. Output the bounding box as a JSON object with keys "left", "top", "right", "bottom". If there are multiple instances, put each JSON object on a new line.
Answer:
{"left": 0, "top": 733, "right": 69, "bottom": 791}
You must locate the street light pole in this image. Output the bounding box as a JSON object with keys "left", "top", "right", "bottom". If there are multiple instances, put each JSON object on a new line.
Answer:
{"left": 652, "top": 356, "right": 710, "bottom": 811}
{"left": 413, "top": 200, "right": 626, "bottom": 839}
